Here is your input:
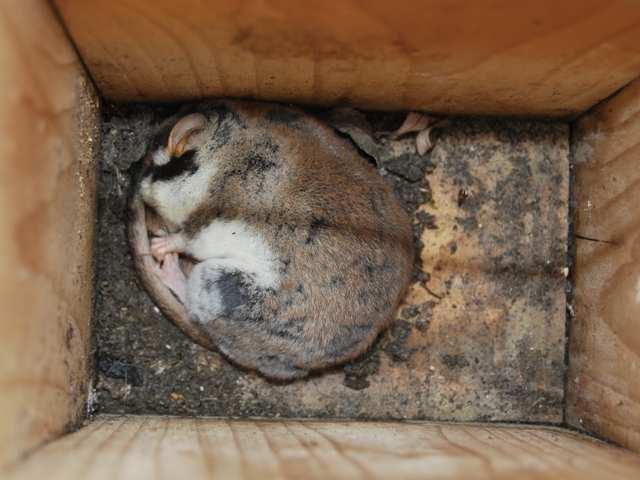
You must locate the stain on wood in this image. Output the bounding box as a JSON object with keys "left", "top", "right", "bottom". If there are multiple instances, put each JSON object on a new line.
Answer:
{"left": 6, "top": 416, "right": 640, "bottom": 480}
{"left": 52, "top": 0, "right": 640, "bottom": 116}
{"left": 567, "top": 78, "right": 640, "bottom": 453}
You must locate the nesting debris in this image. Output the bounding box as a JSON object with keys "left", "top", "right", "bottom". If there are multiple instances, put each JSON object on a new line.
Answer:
{"left": 325, "top": 109, "right": 448, "bottom": 172}
{"left": 390, "top": 112, "right": 447, "bottom": 155}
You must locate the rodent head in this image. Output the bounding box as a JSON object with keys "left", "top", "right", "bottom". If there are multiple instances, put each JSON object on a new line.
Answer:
{"left": 138, "top": 111, "right": 220, "bottom": 229}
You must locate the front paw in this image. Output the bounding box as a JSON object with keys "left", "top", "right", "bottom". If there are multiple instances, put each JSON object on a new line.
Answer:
{"left": 151, "top": 233, "right": 187, "bottom": 261}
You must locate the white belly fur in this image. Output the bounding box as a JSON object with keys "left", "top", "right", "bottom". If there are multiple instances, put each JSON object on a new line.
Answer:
{"left": 187, "top": 219, "right": 280, "bottom": 289}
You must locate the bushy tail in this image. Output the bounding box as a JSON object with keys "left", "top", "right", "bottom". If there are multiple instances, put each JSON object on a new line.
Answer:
{"left": 127, "top": 193, "right": 214, "bottom": 350}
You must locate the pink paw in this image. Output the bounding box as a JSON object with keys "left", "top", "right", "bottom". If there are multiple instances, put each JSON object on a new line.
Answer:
{"left": 153, "top": 253, "right": 187, "bottom": 303}
{"left": 151, "top": 233, "right": 186, "bottom": 262}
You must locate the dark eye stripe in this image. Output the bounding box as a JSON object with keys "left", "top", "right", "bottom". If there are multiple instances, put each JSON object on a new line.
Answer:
{"left": 151, "top": 150, "right": 198, "bottom": 182}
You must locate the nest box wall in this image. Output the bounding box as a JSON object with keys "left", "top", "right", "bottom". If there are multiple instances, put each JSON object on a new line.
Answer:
{"left": 0, "top": 0, "right": 99, "bottom": 467}
{"left": 53, "top": 0, "right": 640, "bottom": 116}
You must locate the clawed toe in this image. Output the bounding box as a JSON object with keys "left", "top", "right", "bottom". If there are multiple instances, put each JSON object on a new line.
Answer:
{"left": 151, "top": 237, "right": 170, "bottom": 261}
{"left": 150, "top": 233, "right": 186, "bottom": 262}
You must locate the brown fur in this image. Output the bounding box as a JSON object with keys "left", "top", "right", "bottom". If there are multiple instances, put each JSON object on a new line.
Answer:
{"left": 129, "top": 100, "right": 413, "bottom": 380}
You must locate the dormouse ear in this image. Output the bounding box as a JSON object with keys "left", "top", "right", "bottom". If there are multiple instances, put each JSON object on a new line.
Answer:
{"left": 167, "top": 113, "right": 207, "bottom": 157}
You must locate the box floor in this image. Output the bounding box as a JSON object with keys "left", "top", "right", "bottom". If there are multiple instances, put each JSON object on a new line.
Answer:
{"left": 94, "top": 105, "right": 568, "bottom": 422}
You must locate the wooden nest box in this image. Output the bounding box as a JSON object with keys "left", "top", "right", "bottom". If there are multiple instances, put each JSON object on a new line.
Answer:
{"left": 2, "top": 1, "right": 640, "bottom": 478}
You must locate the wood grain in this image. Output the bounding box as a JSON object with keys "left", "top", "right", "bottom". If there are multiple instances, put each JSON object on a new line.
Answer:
{"left": 5, "top": 416, "right": 640, "bottom": 479}
{"left": 567, "top": 78, "right": 640, "bottom": 452}
{"left": 53, "top": 0, "right": 640, "bottom": 116}
{"left": 0, "top": 0, "right": 100, "bottom": 468}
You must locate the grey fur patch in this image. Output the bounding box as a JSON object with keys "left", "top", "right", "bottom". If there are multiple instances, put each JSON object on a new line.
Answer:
{"left": 266, "top": 108, "right": 303, "bottom": 127}
{"left": 327, "top": 324, "right": 374, "bottom": 358}
{"left": 257, "top": 354, "right": 307, "bottom": 380}
{"left": 306, "top": 216, "right": 330, "bottom": 244}
{"left": 266, "top": 317, "right": 305, "bottom": 341}
{"left": 216, "top": 270, "right": 252, "bottom": 316}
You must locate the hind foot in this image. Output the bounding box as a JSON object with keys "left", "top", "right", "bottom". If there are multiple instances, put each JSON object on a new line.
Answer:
{"left": 152, "top": 253, "right": 187, "bottom": 304}
{"left": 151, "top": 233, "right": 187, "bottom": 261}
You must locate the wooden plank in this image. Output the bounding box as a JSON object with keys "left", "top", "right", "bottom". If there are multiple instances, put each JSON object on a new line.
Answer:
{"left": 4, "top": 416, "right": 640, "bottom": 479}
{"left": 566, "top": 78, "right": 640, "bottom": 452}
{"left": 0, "top": 0, "right": 100, "bottom": 468}
{"left": 52, "top": 0, "right": 640, "bottom": 116}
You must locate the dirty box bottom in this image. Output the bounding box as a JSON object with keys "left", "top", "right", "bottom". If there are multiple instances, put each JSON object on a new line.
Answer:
{"left": 94, "top": 104, "right": 568, "bottom": 422}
